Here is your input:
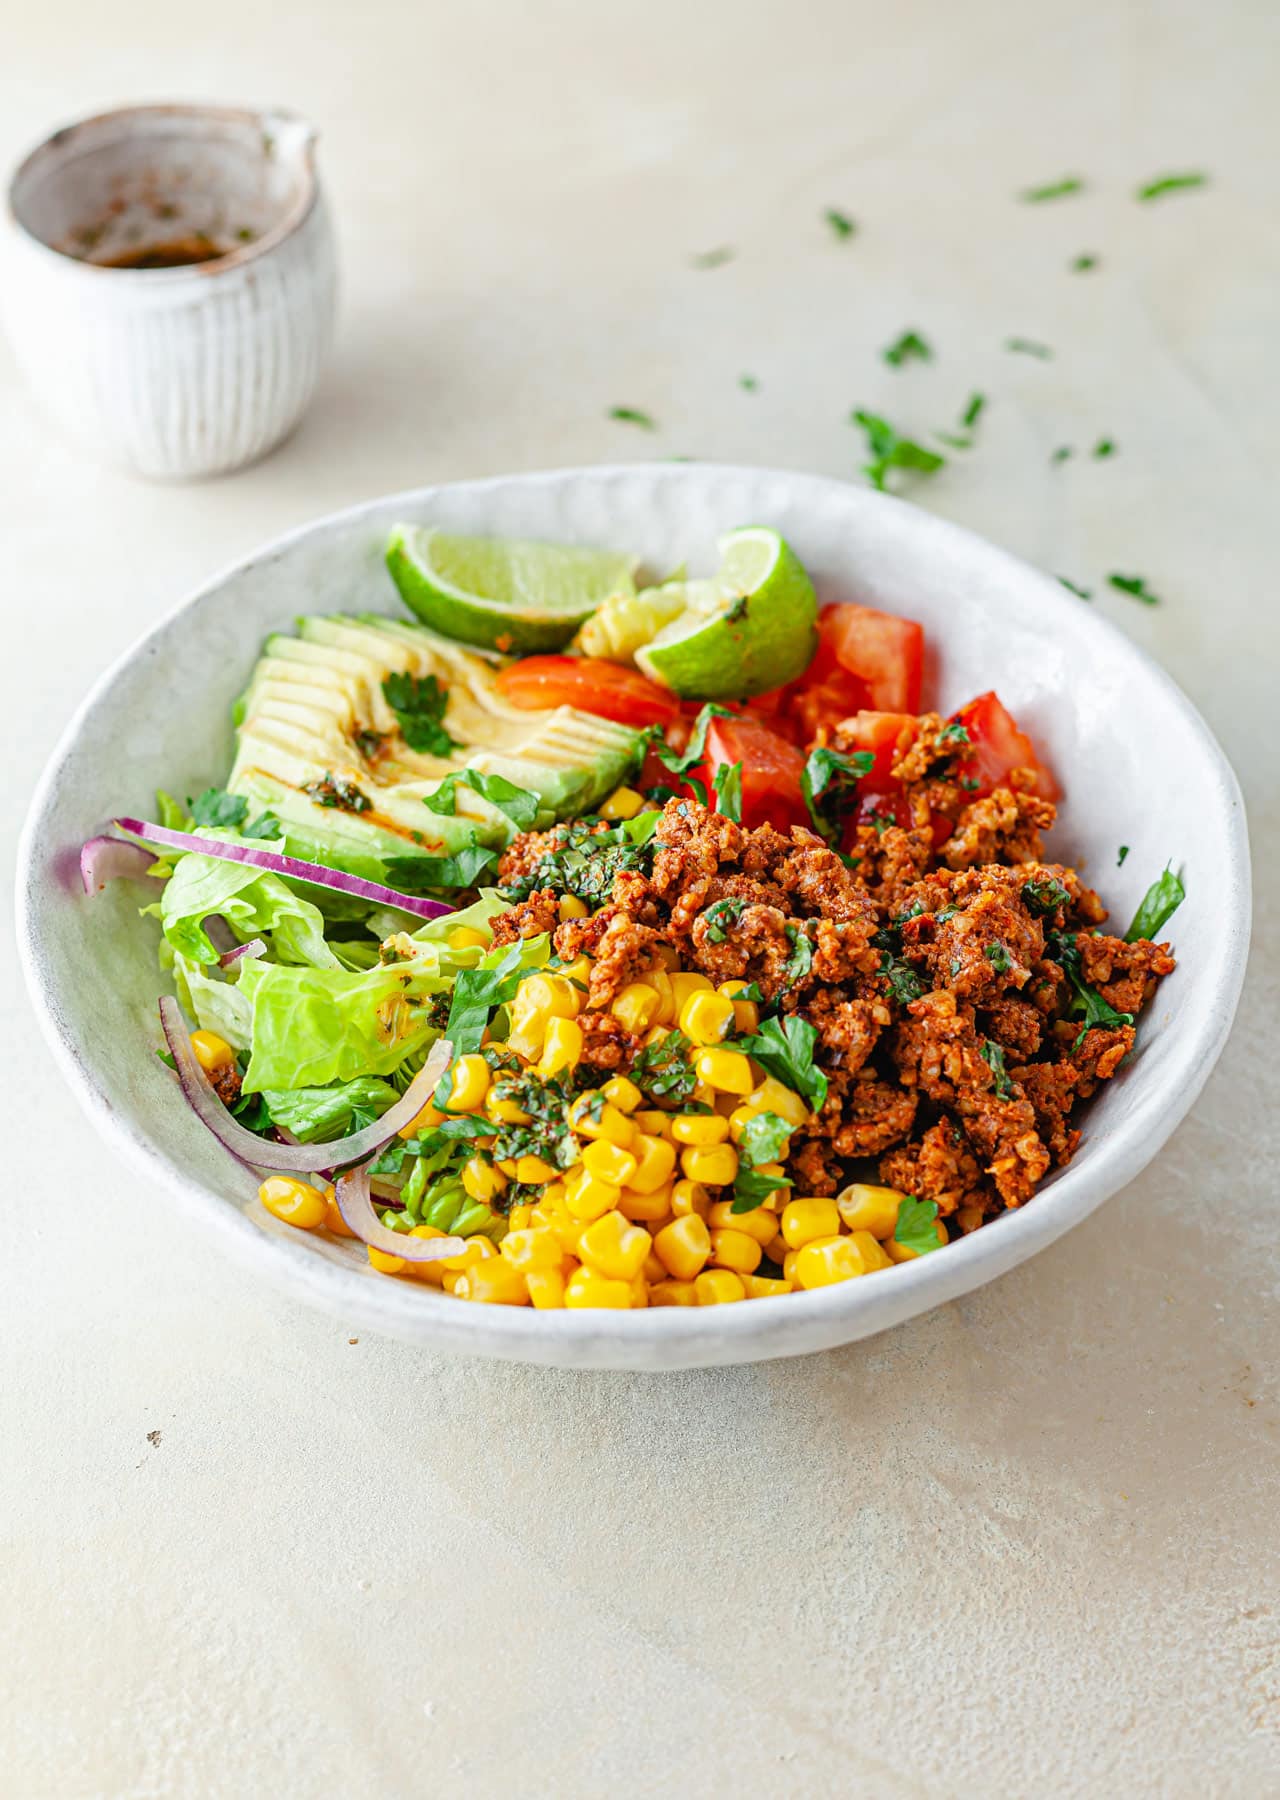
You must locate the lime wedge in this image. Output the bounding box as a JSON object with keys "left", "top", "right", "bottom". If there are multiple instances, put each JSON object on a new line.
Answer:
{"left": 386, "top": 525, "right": 638, "bottom": 653}
{"left": 635, "top": 527, "right": 818, "bottom": 698}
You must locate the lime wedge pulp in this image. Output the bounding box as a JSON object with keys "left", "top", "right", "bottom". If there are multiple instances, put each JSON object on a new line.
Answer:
{"left": 635, "top": 527, "right": 818, "bottom": 698}
{"left": 386, "top": 524, "right": 638, "bottom": 653}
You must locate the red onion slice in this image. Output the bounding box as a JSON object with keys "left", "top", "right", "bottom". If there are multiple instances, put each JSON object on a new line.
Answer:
{"left": 114, "top": 818, "right": 455, "bottom": 922}
{"left": 335, "top": 1160, "right": 465, "bottom": 1264}
{"left": 219, "top": 937, "right": 266, "bottom": 968}
{"left": 80, "top": 835, "right": 158, "bottom": 894}
{"left": 158, "top": 996, "right": 455, "bottom": 1173}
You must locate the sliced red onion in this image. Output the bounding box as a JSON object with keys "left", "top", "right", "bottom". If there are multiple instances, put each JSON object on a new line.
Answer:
{"left": 336, "top": 1160, "right": 465, "bottom": 1264}
{"left": 203, "top": 913, "right": 237, "bottom": 955}
{"left": 219, "top": 937, "right": 266, "bottom": 968}
{"left": 113, "top": 818, "right": 455, "bottom": 922}
{"left": 158, "top": 996, "right": 455, "bottom": 1174}
{"left": 80, "top": 835, "right": 159, "bottom": 894}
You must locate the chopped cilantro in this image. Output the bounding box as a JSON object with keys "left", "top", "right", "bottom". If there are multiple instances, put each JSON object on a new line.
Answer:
{"left": 1136, "top": 172, "right": 1208, "bottom": 202}
{"left": 1108, "top": 572, "right": 1161, "bottom": 605}
{"left": 937, "top": 721, "right": 971, "bottom": 748}
{"left": 879, "top": 949, "right": 924, "bottom": 1006}
{"left": 630, "top": 1029, "right": 699, "bottom": 1105}
{"left": 702, "top": 897, "right": 746, "bottom": 943}
{"left": 882, "top": 329, "right": 933, "bottom": 368}
{"left": 1049, "top": 929, "right": 1135, "bottom": 1048}
{"left": 1071, "top": 253, "right": 1099, "bottom": 272}
{"left": 851, "top": 409, "right": 946, "bottom": 492}
{"left": 442, "top": 940, "right": 547, "bottom": 1059}
{"left": 801, "top": 746, "right": 874, "bottom": 844}
{"left": 961, "top": 391, "right": 986, "bottom": 429}
{"left": 1093, "top": 437, "right": 1117, "bottom": 459}
{"left": 1051, "top": 446, "right": 1074, "bottom": 465}
{"left": 240, "top": 811, "right": 283, "bottom": 840}
{"left": 739, "top": 373, "right": 759, "bottom": 391}
{"left": 984, "top": 943, "right": 1012, "bottom": 973}
{"left": 384, "top": 845, "right": 499, "bottom": 892}
{"left": 1022, "top": 877, "right": 1072, "bottom": 917}
{"left": 189, "top": 787, "right": 248, "bottom": 829}
{"left": 690, "top": 246, "right": 735, "bottom": 269}
{"left": 738, "top": 1111, "right": 794, "bottom": 1170}
{"left": 1020, "top": 176, "right": 1085, "bottom": 202}
{"left": 980, "top": 1039, "right": 1014, "bottom": 1098}
{"left": 498, "top": 815, "right": 657, "bottom": 904}
{"left": 935, "top": 391, "right": 986, "bottom": 451}
{"left": 1058, "top": 576, "right": 1092, "bottom": 599}
{"left": 609, "top": 406, "right": 656, "bottom": 428}
{"left": 783, "top": 926, "right": 814, "bottom": 983}
{"left": 1125, "top": 866, "right": 1185, "bottom": 943}
{"left": 732, "top": 1015, "right": 827, "bottom": 1111}
{"left": 712, "top": 760, "right": 743, "bottom": 822}
{"left": 1117, "top": 845, "right": 1130, "bottom": 867}
{"left": 893, "top": 1195, "right": 942, "bottom": 1256}
{"left": 303, "top": 774, "right": 373, "bottom": 814}
{"left": 354, "top": 727, "right": 387, "bottom": 760}
{"left": 382, "top": 671, "right": 458, "bottom": 756}
{"left": 1006, "top": 337, "right": 1053, "bottom": 359}
{"left": 730, "top": 1166, "right": 793, "bottom": 1215}
{"left": 423, "top": 769, "right": 539, "bottom": 831}
{"left": 824, "top": 208, "right": 856, "bottom": 239}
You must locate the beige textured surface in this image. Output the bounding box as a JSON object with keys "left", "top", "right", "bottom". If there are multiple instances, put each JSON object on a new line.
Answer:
{"left": 2, "top": 1, "right": 1278, "bottom": 1793}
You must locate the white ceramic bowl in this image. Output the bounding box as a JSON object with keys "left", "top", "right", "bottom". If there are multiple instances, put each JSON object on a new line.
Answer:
{"left": 2, "top": 103, "right": 336, "bottom": 479}
{"left": 16, "top": 465, "right": 1251, "bottom": 1369}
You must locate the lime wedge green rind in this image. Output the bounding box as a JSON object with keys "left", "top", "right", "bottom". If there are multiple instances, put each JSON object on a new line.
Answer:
{"left": 634, "top": 527, "right": 818, "bottom": 698}
{"left": 387, "top": 524, "right": 638, "bottom": 653}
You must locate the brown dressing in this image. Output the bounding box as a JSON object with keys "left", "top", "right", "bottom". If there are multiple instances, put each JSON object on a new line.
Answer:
{"left": 99, "top": 234, "right": 227, "bottom": 270}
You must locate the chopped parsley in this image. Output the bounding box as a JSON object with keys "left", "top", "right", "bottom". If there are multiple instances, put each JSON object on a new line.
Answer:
{"left": 303, "top": 773, "right": 373, "bottom": 814}
{"left": 422, "top": 769, "right": 539, "bottom": 831}
{"left": 189, "top": 787, "right": 248, "bottom": 829}
{"left": 1049, "top": 929, "right": 1135, "bottom": 1048}
{"left": 732, "top": 1015, "right": 828, "bottom": 1111}
{"left": 851, "top": 409, "right": 946, "bottom": 492}
{"left": 1058, "top": 576, "right": 1093, "bottom": 599}
{"left": 384, "top": 845, "right": 500, "bottom": 892}
{"left": 1093, "top": 437, "right": 1117, "bottom": 459}
{"left": 1124, "top": 866, "right": 1185, "bottom": 943}
{"left": 893, "top": 1195, "right": 942, "bottom": 1256}
{"left": 824, "top": 208, "right": 856, "bottom": 239}
{"left": 382, "top": 671, "right": 458, "bottom": 756}
{"left": 879, "top": 948, "right": 924, "bottom": 1006}
{"left": 984, "top": 942, "right": 1012, "bottom": 972}
{"left": 801, "top": 746, "right": 874, "bottom": 844}
{"left": 882, "top": 329, "right": 933, "bottom": 368}
{"left": 498, "top": 815, "right": 657, "bottom": 905}
{"left": 1071, "top": 253, "right": 1099, "bottom": 272}
{"left": 783, "top": 926, "right": 814, "bottom": 983}
{"left": 1019, "top": 176, "right": 1085, "bottom": 202}
{"left": 1022, "top": 877, "right": 1072, "bottom": 917}
{"left": 1117, "top": 845, "right": 1130, "bottom": 867}
{"left": 441, "top": 939, "right": 548, "bottom": 1059}
{"left": 1136, "top": 172, "right": 1208, "bottom": 202}
{"left": 702, "top": 897, "right": 746, "bottom": 943}
{"left": 690, "top": 246, "right": 735, "bottom": 269}
{"left": 712, "top": 760, "right": 743, "bottom": 822}
{"left": 1005, "top": 337, "right": 1053, "bottom": 359}
{"left": 1108, "top": 572, "right": 1161, "bottom": 605}
{"left": 630, "top": 1029, "right": 699, "bottom": 1105}
{"left": 609, "top": 405, "right": 657, "bottom": 429}
{"left": 739, "top": 373, "right": 759, "bottom": 391}
{"left": 980, "top": 1039, "right": 1014, "bottom": 1098}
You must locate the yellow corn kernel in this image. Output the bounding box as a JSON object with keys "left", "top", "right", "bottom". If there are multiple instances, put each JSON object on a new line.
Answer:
{"left": 679, "top": 989, "right": 736, "bottom": 1047}
{"left": 401, "top": 1223, "right": 449, "bottom": 1285}
{"left": 836, "top": 1183, "right": 903, "bottom": 1239}
{"left": 564, "top": 1165, "right": 622, "bottom": 1222}
{"left": 599, "top": 784, "right": 645, "bottom": 821}
{"left": 629, "top": 1274, "right": 650, "bottom": 1308}
{"left": 578, "top": 1209, "right": 653, "bottom": 1281}
{"left": 259, "top": 1175, "right": 327, "bottom": 1231}
{"left": 765, "top": 1230, "right": 789, "bottom": 1265}
{"left": 617, "top": 1182, "right": 674, "bottom": 1223}
{"left": 670, "top": 970, "right": 714, "bottom": 1013}
{"left": 781, "top": 1196, "right": 842, "bottom": 1249}
{"left": 611, "top": 981, "right": 660, "bottom": 1034}
{"left": 455, "top": 1259, "right": 530, "bottom": 1305}
{"left": 190, "top": 1029, "right": 235, "bottom": 1073}
{"left": 752, "top": 1076, "right": 811, "bottom": 1131}
{"left": 486, "top": 1089, "right": 533, "bottom": 1126}
{"left": 742, "top": 1274, "right": 794, "bottom": 1299}
{"left": 794, "top": 1234, "right": 866, "bottom": 1289}
{"left": 642, "top": 1250, "right": 668, "bottom": 1285}
{"left": 559, "top": 956, "right": 593, "bottom": 988}
{"left": 647, "top": 969, "right": 678, "bottom": 1024}
{"left": 626, "top": 1132, "right": 677, "bottom": 1193}
{"left": 538, "top": 1015, "right": 584, "bottom": 1078}
{"left": 956, "top": 1206, "right": 985, "bottom": 1235}
{"left": 754, "top": 1164, "right": 791, "bottom": 1210}
{"left": 671, "top": 1112, "right": 730, "bottom": 1147}
{"left": 558, "top": 893, "right": 590, "bottom": 921}
{"left": 514, "top": 1153, "right": 559, "bottom": 1185}
{"left": 709, "top": 1227, "right": 762, "bottom": 1275}
{"left": 681, "top": 1144, "right": 740, "bottom": 1187}
{"left": 717, "top": 980, "right": 760, "bottom": 1035}
{"left": 602, "top": 1074, "right": 643, "bottom": 1115}
{"left": 650, "top": 1278, "right": 698, "bottom": 1307}
{"left": 782, "top": 1248, "right": 801, "bottom": 1284}
{"left": 525, "top": 1267, "right": 568, "bottom": 1309}
{"left": 670, "top": 1178, "right": 710, "bottom": 1219}
{"left": 849, "top": 1229, "right": 894, "bottom": 1272}
{"left": 462, "top": 1157, "right": 508, "bottom": 1204}
{"left": 500, "top": 1228, "right": 566, "bottom": 1273}
{"left": 633, "top": 1108, "right": 673, "bottom": 1140}
{"left": 581, "top": 1138, "right": 638, "bottom": 1187}
{"left": 446, "top": 1053, "right": 491, "bottom": 1113}
{"left": 398, "top": 1099, "right": 445, "bottom": 1139}
{"left": 886, "top": 1220, "right": 949, "bottom": 1261}
{"left": 707, "top": 1200, "right": 777, "bottom": 1245}
{"left": 694, "top": 1269, "right": 746, "bottom": 1305}
{"left": 441, "top": 1237, "right": 497, "bottom": 1273}
{"left": 507, "top": 1202, "right": 534, "bottom": 1230}
{"left": 654, "top": 1213, "right": 712, "bottom": 1281}
{"left": 497, "top": 1158, "right": 519, "bottom": 1177}
{"left": 564, "top": 1266, "right": 633, "bottom": 1309}
{"left": 573, "top": 1098, "right": 636, "bottom": 1149}
{"left": 447, "top": 925, "right": 490, "bottom": 950}
{"left": 321, "top": 1185, "right": 355, "bottom": 1239}
{"left": 693, "top": 1046, "right": 754, "bottom": 1095}
{"left": 368, "top": 1245, "right": 407, "bottom": 1274}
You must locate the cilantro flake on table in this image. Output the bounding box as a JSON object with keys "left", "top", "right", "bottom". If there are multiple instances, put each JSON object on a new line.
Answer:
{"left": 1051, "top": 446, "right": 1074, "bottom": 465}
{"left": 1136, "top": 172, "right": 1209, "bottom": 202}
{"left": 1019, "top": 176, "right": 1085, "bottom": 202}
{"left": 1057, "top": 576, "right": 1093, "bottom": 599}
{"left": 690, "top": 246, "right": 735, "bottom": 269}
{"left": 851, "top": 409, "right": 946, "bottom": 492}
{"left": 609, "top": 406, "right": 657, "bottom": 429}
{"left": 1005, "top": 337, "right": 1054, "bottom": 359}
{"left": 1117, "top": 845, "right": 1130, "bottom": 867}
{"left": 382, "top": 671, "right": 458, "bottom": 756}
{"left": 1093, "top": 437, "right": 1117, "bottom": 459}
{"left": 823, "top": 207, "right": 856, "bottom": 239}
{"left": 935, "top": 391, "right": 986, "bottom": 451}
{"left": 1108, "top": 572, "right": 1161, "bottom": 606}
{"left": 739, "top": 373, "right": 759, "bottom": 391}
{"left": 1071, "top": 253, "right": 1100, "bottom": 272}
{"left": 882, "top": 329, "right": 933, "bottom": 368}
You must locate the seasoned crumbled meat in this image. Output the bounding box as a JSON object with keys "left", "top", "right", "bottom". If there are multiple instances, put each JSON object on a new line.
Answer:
{"left": 586, "top": 913, "right": 665, "bottom": 1009}
{"left": 827, "top": 1075, "right": 918, "bottom": 1158}
{"left": 553, "top": 909, "right": 618, "bottom": 962}
{"left": 880, "top": 1118, "right": 989, "bottom": 1216}
{"left": 901, "top": 870, "right": 1044, "bottom": 1002}
{"left": 210, "top": 1061, "right": 242, "bottom": 1107}
{"left": 773, "top": 844, "right": 878, "bottom": 925}
{"left": 1075, "top": 933, "right": 1177, "bottom": 1015}
{"left": 576, "top": 1012, "right": 638, "bottom": 1072}
{"left": 809, "top": 990, "right": 891, "bottom": 1079}
{"left": 940, "top": 783, "right": 1056, "bottom": 870}
{"left": 789, "top": 1137, "right": 841, "bottom": 1196}
{"left": 690, "top": 901, "right": 797, "bottom": 998}
{"left": 980, "top": 995, "right": 1045, "bottom": 1059}
{"left": 489, "top": 888, "right": 559, "bottom": 946}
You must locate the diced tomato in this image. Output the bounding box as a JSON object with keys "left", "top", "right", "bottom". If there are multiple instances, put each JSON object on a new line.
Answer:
{"left": 494, "top": 656, "right": 683, "bottom": 730}
{"left": 832, "top": 711, "right": 917, "bottom": 836}
{"left": 686, "top": 716, "right": 808, "bottom": 833}
{"left": 952, "top": 691, "right": 1058, "bottom": 800}
{"left": 778, "top": 604, "right": 925, "bottom": 741}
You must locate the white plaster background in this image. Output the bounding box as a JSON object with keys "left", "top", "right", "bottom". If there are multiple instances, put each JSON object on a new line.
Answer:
{"left": 1, "top": 0, "right": 1277, "bottom": 1793}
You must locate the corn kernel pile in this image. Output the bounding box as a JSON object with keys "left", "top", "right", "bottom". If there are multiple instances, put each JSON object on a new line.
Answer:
{"left": 240, "top": 935, "right": 945, "bottom": 1310}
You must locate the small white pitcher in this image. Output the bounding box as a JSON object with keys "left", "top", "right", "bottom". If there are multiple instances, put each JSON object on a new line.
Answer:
{"left": 1, "top": 103, "right": 337, "bottom": 479}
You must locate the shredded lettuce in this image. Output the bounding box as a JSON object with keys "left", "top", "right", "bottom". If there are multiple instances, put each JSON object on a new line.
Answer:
{"left": 152, "top": 853, "right": 339, "bottom": 969}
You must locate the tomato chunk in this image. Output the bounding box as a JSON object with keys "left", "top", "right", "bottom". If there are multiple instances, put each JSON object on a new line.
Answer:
{"left": 685, "top": 716, "right": 808, "bottom": 833}
{"left": 494, "top": 656, "right": 683, "bottom": 729}
{"left": 953, "top": 691, "right": 1057, "bottom": 800}
{"left": 779, "top": 604, "right": 925, "bottom": 741}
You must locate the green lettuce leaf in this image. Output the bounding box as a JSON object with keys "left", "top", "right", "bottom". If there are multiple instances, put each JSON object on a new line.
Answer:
{"left": 171, "top": 951, "right": 255, "bottom": 1051}
{"left": 258, "top": 1076, "right": 401, "bottom": 1142}
{"left": 155, "top": 853, "right": 339, "bottom": 969}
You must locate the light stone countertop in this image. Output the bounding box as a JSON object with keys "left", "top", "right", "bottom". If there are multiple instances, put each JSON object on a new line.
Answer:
{"left": 2, "top": 1, "right": 1277, "bottom": 1794}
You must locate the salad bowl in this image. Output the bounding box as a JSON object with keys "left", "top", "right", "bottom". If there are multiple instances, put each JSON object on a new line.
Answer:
{"left": 16, "top": 464, "right": 1251, "bottom": 1368}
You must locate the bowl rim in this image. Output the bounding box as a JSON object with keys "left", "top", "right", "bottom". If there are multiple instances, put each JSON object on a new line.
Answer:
{"left": 16, "top": 463, "right": 1253, "bottom": 1367}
